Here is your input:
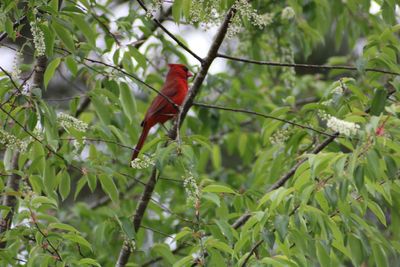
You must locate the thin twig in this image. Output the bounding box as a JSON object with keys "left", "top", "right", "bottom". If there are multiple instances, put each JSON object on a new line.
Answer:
{"left": 241, "top": 240, "right": 263, "bottom": 267}
{"left": 136, "top": 0, "right": 203, "bottom": 63}
{"left": 217, "top": 54, "right": 400, "bottom": 76}
{"left": 29, "top": 209, "right": 63, "bottom": 261}
{"left": 193, "top": 102, "right": 335, "bottom": 137}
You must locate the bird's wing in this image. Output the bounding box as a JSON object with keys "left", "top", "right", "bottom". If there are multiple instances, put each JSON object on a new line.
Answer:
{"left": 142, "top": 81, "right": 179, "bottom": 124}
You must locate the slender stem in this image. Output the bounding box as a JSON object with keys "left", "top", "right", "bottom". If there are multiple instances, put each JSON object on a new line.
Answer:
{"left": 193, "top": 102, "right": 335, "bottom": 137}
{"left": 136, "top": 0, "right": 203, "bottom": 63}
{"left": 217, "top": 54, "right": 400, "bottom": 76}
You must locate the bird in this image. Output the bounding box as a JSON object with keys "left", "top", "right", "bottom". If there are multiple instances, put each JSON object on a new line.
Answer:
{"left": 131, "top": 64, "right": 192, "bottom": 162}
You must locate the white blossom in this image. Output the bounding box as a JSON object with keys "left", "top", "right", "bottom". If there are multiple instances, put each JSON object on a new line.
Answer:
{"left": 332, "top": 86, "right": 344, "bottom": 94}
{"left": 183, "top": 172, "right": 201, "bottom": 206}
{"left": 319, "top": 111, "right": 360, "bottom": 136}
{"left": 0, "top": 129, "right": 30, "bottom": 152}
{"left": 57, "top": 112, "right": 88, "bottom": 132}
{"left": 281, "top": 6, "right": 295, "bottom": 20}
{"left": 131, "top": 154, "right": 155, "bottom": 169}
{"left": 30, "top": 21, "right": 46, "bottom": 57}
{"left": 270, "top": 128, "right": 290, "bottom": 145}
{"left": 146, "top": 0, "right": 163, "bottom": 18}
{"left": 227, "top": 0, "right": 273, "bottom": 37}
{"left": 11, "top": 51, "right": 22, "bottom": 80}
{"left": 73, "top": 139, "right": 87, "bottom": 151}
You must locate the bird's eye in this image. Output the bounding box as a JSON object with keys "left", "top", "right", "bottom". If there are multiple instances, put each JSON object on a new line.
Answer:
{"left": 183, "top": 66, "right": 188, "bottom": 72}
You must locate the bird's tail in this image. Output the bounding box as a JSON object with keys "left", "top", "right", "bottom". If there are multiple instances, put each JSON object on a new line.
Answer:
{"left": 131, "top": 122, "right": 151, "bottom": 163}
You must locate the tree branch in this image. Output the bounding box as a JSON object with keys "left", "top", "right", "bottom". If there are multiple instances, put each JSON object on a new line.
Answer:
{"left": 136, "top": 0, "right": 203, "bottom": 63}
{"left": 241, "top": 240, "right": 263, "bottom": 267}
{"left": 0, "top": 153, "right": 20, "bottom": 249}
{"left": 193, "top": 102, "right": 335, "bottom": 137}
{"left": 217, "top": 54, "right": 400, "bottom": 76}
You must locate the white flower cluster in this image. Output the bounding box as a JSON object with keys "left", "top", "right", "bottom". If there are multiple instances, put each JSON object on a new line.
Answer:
{"left": 57, "top": 112, "right": 88, "bottom": 132}
{"left": 332, "top": 85, "right": 344, "bottom": 95}
{"left": 227, "top": 0, "right": 273, "bottom": 37}
{"left": 319, "top": 111, "right": 360, "bottom": 136}
{"left": 0, "top": 129, "right": 29, "bottom": 152}
{"left": 131, "top": 154, "right": 155, "bottom": 169}
{"left": 146, "top": 0, "right": 163, "bottom": 18}
{"left": 30, "top": 21, "right": 46, "bottom": 57}
{"left": 281, "top": 6, "right": 295, "bottom": 20}
{"left": 190, "top": 0, "right": 220, "bottom": 27}
{"left": 281, "top": 47, "right": 296, "bottom": 88}
{"left": 12, "top": 51, "right": 22, "bottom": 81}
{"left": 269, "top": 128, "right": 290, "bottom": 145}
{"left": 21, "top": 83, "right": 31, "bottom": 96}
{"left": 73, "top": 139, "right": 87, "bottom": 151}
{"left": 183, "top": 172, "right": 201, "bottom": 205}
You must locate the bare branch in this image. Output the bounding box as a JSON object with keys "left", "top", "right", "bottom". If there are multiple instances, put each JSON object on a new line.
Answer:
{"left": 241, "top": 240, "right": 263, "bottom": 267}
{"left": 136, "top": 0, "right": 203, "bottom": 63}
{"left": 217, "top": 54, "right": 400, "bottom": 76}
{"left": 193, "top": 102, "right": 335, "bottom": 137}
{"left": 0, "top": 153, "right": 20, "bottom": 249}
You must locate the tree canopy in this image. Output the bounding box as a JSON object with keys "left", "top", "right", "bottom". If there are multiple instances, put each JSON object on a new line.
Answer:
{"left": 0, "top": 0, "right": 400, "bottom": 266}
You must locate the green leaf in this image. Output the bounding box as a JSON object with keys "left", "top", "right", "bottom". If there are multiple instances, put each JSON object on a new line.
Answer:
{"left": 44, "top": 164, "right": 57, "bottom": 194}
{"left": 174, "top": 227, "right": 192, "bottom": 242}
{"left": 370, "top": 88, "right": 388, "bottom": 116}
{"left": 29, "top": 175, "right": 44, "bottom": 194}
{"left": 258, "top": 187, "right": 295, "bottom": 209}
{"left": 40, "top": 24, "right": 55, "bottom": 57}
{"left": 202, "top": 185, "right": 237, "bottom": 195}
{"left": 202, "top": 192, "right": 220, "bottom": 207}
{"left": 128, "top": 46, "right": 147, "bottom": 69}
{"left": 63, "top": 233, "right": 92, "bottom": 251}
{"left": 65, "top": 56, "right": 78, "bottom": 76}
{"left": 274, "top": 214, "right": 289, "bottom": 241}
{"left": 5, "top": 17, "right": 15, "bottom": 40}
{"left": 173, "top": 256, "right": 193, "bottom": 267}
{"left": 91, "top": 95, "right": 111, "bottom": 124}
{"left": 77, "top": 258, "right": 101, "bottom": 267}
{"left": 372, "top": 243, "right": 389, "bottom": 267}
{"left": 87, "top": 173, "right": 97, "bottom": 192}
{"left": 316, "top": 241, "right": 331, "bottom": 267}
{"left": 70, "top": 14, "right": 96, "bottom": 46}
{"left": 367, "top": 201, "right": 386, "bottom": 226}
{"left": 43, "top": 57, "right": 61, "bottom": 89}
{"left": 98, "top": 174, "right": 119, "bottom": 203}
{"left": 212, "top": 145, "right": 221, "bottom": 169}
{"left": 205, "top": 238, "right": 234, "bottom": 255}
{"left": 172, "top": 0, "right": 183, "bottom": 22}
{"left": 59, "top": 170, "right": 71, "bottom": 201}
{"left": 74, "top": 176, "right": 87, "bottom": 200}
{"left": 49, "top": 223, "right": 78, "bottom": 232}
{"left": 31, "top": 196, "right": 58, "bottom": 209}
{"left": 50, "top": 0, "right": 58, "bottom": 11}
{"left": 119, "top": 83, "right": 137, "bottom": 123}
{"left": 260, "top": 257, "right": 287, "bottom": 267}
{"left": 152, "top": 244, "right": 177, "bottom": 265}
{"left": 366, "top": 149, "right": 381, "bottom": 180}
{"left": 52, "top": 21, "right": 75, "bottom": 52}
{"left": 115, "top": 216, "right": 135, "bottom": 240}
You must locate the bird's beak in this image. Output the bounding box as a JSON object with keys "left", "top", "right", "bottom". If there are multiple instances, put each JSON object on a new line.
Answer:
{"left": 188, "top": 72, "right": 193, "bottom": 78}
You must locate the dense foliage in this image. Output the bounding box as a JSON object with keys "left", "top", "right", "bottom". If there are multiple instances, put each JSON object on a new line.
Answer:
{"left": 0, "top": 0, "right": 399, "bottom": 266}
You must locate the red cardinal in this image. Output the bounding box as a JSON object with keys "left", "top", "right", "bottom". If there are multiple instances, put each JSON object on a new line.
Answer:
{"left": 131, "top": 64, "right": 192, "bottom": 161}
